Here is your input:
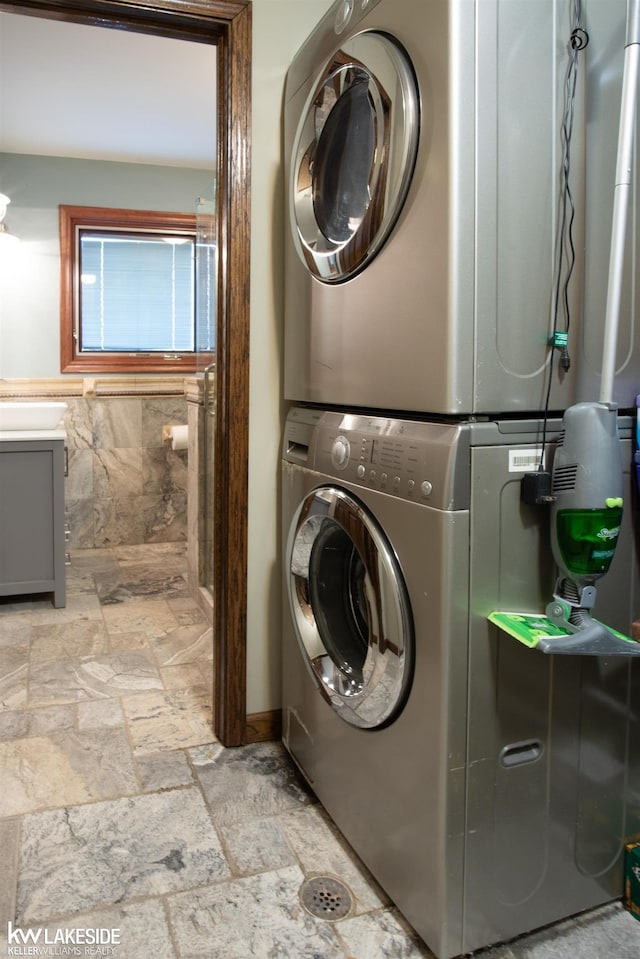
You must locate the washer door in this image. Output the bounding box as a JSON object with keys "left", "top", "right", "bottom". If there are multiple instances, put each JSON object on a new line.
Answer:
{"left": 290, "top": 31, "right": 419, "bottom": 283}
{"left": 287, "top": 486, "right": 414, "bottom": 729}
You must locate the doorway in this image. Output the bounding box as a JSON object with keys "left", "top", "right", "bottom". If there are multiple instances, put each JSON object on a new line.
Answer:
{"left": 0, "top": 0, "right": 251, "bottom": 747}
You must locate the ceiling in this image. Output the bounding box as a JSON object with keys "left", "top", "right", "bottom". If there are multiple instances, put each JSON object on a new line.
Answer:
{"left": 0, "top": 11, "right": 217, "bottom": 169}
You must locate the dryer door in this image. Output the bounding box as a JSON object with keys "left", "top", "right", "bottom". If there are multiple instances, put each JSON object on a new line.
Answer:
{"left": 287, "top": 485, "right": 414, "bottom": 728}
{"left": 290, "top": 31, "right": 419, "bottom": 283}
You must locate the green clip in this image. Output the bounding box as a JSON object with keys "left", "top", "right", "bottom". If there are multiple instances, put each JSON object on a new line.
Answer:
{"left": 552, "top": 331, "right": 569, "bottom": 348}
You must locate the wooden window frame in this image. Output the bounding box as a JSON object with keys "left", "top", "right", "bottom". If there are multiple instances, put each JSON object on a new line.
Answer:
{"left": 60, "top": 204, "right": 213, "bottom": 374}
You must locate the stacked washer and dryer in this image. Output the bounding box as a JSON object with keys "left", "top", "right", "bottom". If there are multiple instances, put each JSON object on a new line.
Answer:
{"left": 281, "top": 1, "right": 640, "bottom": 956}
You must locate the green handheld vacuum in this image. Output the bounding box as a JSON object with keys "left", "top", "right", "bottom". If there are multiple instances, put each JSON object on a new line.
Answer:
{"left": 543, "top": 402, "right": 631, "bottom": 653}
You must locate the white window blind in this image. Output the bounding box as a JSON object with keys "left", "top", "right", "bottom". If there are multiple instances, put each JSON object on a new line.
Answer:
{"left": 79, "top": 232, "right": 195, "bottom": 353}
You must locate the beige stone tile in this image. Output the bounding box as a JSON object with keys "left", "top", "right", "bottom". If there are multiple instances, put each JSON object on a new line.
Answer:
{"left": 167, "top": 866, "right": 345, "bottom": 959}
{"left": 94, "top": 496, "right": 146, "bottom": 548}
{"left": 122, "top": 685, "right": 213, "bottom": 755}
{"left": 281, "top": 804, "right": 388, "bottom": 915}
{"left": 141, "top": 493, "right": 187, "bottom": 544}
{"left": 0, "top": 733, "right": 100, "bottom": 816}
{"left": 29, "top": 650, "right": 163, "bottom": 706}
{"left": 63, "top": 397, "right": 93, "bottom": 451}
{"left": 65, "top": 447, "right": 94, "bottom": 499}
{"left": 149, "top": 623, "right": 213, "bottom": 668}
{"left": 0, "top": 613, "right": 32, "bottom": 646}
{"left": 0, "top": 644, "right": 28, "bottom": 710}
{"left": 95, "top": 565, "right": 187, "bottom": 605}
{"left": 107, "top": 630, "right": 149, "bottom": 653}
{"left": 160, "top": 663, "right": 204, "bottom": 689}
{"left": 166, "top": 595, "right": 208, "bottom": 626}
{"left": 67, "top": 548, "right": 118, "bottom": 571}
{"left": 9, "top": 901, "right": 177, "bottom": 959}
{"left": 0, "top": 704, "right": 76, "bottom": 741}
{"left": 29, "top": 594, "right": 103, "bottom": 626}
{"left": 17, "top": 788, "right": 229, "bottom": 922}
{"left": 30, "top": 620, "right": 110, "bottom": 664}
{"left": 337, "top": 907, "right": 436, "bottom": 959}
{"left": 114, "top": 541, "right": 186, "bottom": 564}
{"left": 101, "top": 598, "right": 179, "bottom": 639}
{"left": 93, "top": 397, "right": 142, "bottom": 449}
{"left": 192, "top": 742, "right": 315, "bottom": 828}
{"left": 78, "top": 698, "right": 124, "bottom": 729}
{"left": 0, "top": 727, "right": 138, "bottom": 817}
{"left": 94, "top": 448, "right": 144, "bottom": 499}
{"left": 219, "top": 816, "right": 297, "bottom": 876}
{"left": 135, "top": 749, "right": 193, "bottom": 791}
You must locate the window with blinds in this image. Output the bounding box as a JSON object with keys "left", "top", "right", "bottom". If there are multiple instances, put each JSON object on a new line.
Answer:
{"left": 59, "top": 205, "right": 210, "bottom": 374}
{"left": 79, "top": 232, "right": 195, "bottom": 352}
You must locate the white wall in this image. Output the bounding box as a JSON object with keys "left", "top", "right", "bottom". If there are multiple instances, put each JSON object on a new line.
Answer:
{"left": 246, "top": 0, "right": 332, "bottom": 713}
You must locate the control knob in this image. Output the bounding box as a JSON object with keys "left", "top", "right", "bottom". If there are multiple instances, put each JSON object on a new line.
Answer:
{"left": 331, "top": 435, "right": 350, "bottom": 470}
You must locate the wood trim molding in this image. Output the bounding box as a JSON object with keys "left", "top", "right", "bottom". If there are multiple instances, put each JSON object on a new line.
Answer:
{"left": 213, "top": 0, "right": 251, "bottom": 746}
{"left": 245, "top": 710, "right": 282, "bottom": 744}
{"left": 2, "top": 0, "right": 252, "bottom": 748}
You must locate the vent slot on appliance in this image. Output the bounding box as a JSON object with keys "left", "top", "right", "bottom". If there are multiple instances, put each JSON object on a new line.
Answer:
{"left": 552, "top": 463, "right": 578, "bottom": 493}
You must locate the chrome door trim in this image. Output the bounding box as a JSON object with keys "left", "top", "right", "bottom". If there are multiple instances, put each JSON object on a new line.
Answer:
{"left": 287, "top": 485, "right": 414, "bottom": 728}
{"left": 290, "top": 31, "right": 419, "bottom": 283}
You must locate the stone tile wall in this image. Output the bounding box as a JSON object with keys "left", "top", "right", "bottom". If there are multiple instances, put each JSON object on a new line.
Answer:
{"left": 0, "top": 376, "right": 190, "bottom": 552}
{"left": 64, "top": 395, "right": 188, "bottom": 549}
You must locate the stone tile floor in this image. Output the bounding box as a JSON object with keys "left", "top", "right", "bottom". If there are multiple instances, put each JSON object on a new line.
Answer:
{"left": 0, "top": 543, "right": 637, "bottom": 959}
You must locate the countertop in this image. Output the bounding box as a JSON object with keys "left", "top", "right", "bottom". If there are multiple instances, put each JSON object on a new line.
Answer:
{"left": 0, "top": 429, "right": 67, "bottom": 442}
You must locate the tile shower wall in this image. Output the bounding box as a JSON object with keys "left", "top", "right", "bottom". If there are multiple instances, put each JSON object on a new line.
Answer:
{"left": 64, "top": 395, "right": 188, "bottom": 548}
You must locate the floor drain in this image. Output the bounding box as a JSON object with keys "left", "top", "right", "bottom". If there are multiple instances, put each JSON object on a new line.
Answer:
{"left": 299, "top": 875, "right": 354, "bottom": 921}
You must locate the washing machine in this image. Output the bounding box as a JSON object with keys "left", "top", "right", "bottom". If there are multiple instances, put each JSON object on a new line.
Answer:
{"left": 281, "top": 405, "right": 640, "bottom": 957}
{"left": 283, "top": 0, "right": 638, "bottom": 415}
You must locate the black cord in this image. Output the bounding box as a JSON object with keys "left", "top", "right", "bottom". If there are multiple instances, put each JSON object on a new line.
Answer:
{"left": 539, "top": 0, "right": 588, "bottom": 469}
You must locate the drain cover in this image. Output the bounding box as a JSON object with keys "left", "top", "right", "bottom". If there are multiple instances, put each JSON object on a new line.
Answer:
{"left": 299, "top": 875, "right": 354, "bottom": 921}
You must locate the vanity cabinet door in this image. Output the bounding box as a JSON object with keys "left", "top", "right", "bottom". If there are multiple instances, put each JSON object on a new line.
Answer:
{"left": 0, "top": 440, "right": 66, "bottom": 607}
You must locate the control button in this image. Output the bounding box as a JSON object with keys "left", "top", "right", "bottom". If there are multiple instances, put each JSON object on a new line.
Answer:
{"left": 407, "top": 479, "right": 415, "bottom": 493}
{"left": 356, "top": 464, "right": 366, "bottom": 478}
{"left": 369, "top": 470, "right": 377, "bottom": 482}
{"left": 331, "top": 435, "right": 350, "bottom": 470}
{"left": 381, "top": 472, "right": 388, "bottom": 483}
{"left": 421, "top": 481, "right": 433, "bottom": 498}
{"left": 393, "top": 475, "right": 401, "bottom": 487}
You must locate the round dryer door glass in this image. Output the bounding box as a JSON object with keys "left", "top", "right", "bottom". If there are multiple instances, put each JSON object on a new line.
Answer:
{"left": 290, "top": 31, "right": 419, "bottom": 283}
{"left": 287, "top": 486, "right": 414, "bottom": 728}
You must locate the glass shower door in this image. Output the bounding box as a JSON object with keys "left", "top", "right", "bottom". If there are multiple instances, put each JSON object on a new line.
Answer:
{"left": 196, "top": 185, "right": 217, "bottom": 597}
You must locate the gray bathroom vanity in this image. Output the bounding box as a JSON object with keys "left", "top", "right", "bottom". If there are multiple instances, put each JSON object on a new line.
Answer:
{"left": 0, "top": 430, "right": 66, "bottom": 607}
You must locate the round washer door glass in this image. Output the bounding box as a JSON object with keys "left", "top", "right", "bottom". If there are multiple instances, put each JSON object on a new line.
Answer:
{"left": 287, "top": 486, "right": 414, "bottom": 728}
{"left": 290, "top": 31, "right": 419, "bottom": 283}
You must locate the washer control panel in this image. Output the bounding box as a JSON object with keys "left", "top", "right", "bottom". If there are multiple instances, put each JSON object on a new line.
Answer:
{"left": 310, "top": 410, "right": 469, "bottom": 510}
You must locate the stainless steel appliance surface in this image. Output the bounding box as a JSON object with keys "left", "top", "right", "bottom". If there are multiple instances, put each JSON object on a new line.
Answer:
{"left": 283, "top": 0, "right": 638, "bottom": 415}
{"left": 281, "top": 406, "right": 640, "bottom": 958}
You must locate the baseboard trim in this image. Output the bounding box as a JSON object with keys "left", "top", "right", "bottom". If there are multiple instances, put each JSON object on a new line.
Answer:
{"left": 245, "top": 709, "right": 282, "bottom": 743}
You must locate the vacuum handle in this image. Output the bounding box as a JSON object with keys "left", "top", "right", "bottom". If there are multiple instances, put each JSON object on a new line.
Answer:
{"left": 600, "top": 0, "right": 640, "bottom": 403}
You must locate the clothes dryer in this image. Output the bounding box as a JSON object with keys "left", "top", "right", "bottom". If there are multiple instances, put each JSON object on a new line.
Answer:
{"left": 281, "top": 406, "right": 640, "bottom": 958}
{"left": 283, "top": 0, "right": 638, "bottom": 415}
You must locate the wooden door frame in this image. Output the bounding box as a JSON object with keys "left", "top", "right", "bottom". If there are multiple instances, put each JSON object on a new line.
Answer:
{"left": 1, "top": 0, "right": 251, "bottom": 746}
